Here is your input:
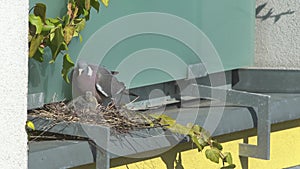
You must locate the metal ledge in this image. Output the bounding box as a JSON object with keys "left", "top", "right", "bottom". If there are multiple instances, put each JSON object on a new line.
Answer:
{"left": 28, "top": 69, "right": 300, "bottom": 168}
{"left": 28, "top": 116, "right": 186, "bottom": 169}
{"left": 29, "top": 91, "right": 300, "bottom": 168}
{"left": 232, "top": 69, "right": 300, "bottom": 93}
{"left": 29, "top": 141, "right": 94, "bottom": 169}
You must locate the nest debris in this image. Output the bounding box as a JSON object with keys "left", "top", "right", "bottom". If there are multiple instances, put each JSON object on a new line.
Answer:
{"left": 28, "top": 101, "right": 162, "bottom": 134}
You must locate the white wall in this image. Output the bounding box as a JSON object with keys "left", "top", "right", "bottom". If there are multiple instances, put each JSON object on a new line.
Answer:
{"left": 255, "top": 0, "right": 300, "bottom": 68}
{"left": 0, "top": 0, "right": 297, "bottom": 168}
{"left": 0, "top": 0, "right": 28, "bottom": 168}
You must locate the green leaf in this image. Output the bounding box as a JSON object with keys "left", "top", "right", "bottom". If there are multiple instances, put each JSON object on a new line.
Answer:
{"left": 205, "top": 148, "right": 220, "bottom": 164}
{"left": 79, "top": 34, "right": 83, "bottom": 42}
{"left": 187, "top": 123, "right": 201, "bottom": 133}
{"left": 212, "top": 140, "right": 223, "bottom": 151}
{"left": 198, "top": 137, "right": 209, "bottom": 147}
{"left": 73, "top": 31, "right": 79, "bottom": 37}
{"left": 26, "top": 121, "right": 35, "bottom": 130}
{"left": 49, "top": 28, "right": 56, "bottom": 42}
{"left": 201, "top": 128, "right": 211, "bottom": 143}
{"left": 186, "top": 123, "right": 194, "bottom": 129}
{"left": 223, "top": 152, "right": 233, "bottom": 165}
{"left": 191, "top": 135, "right": 204, "bottom": 151}
{"left": 64, "top": 25, "right": 75, "bottom": 44}
{"left": 158, "top": 114, "right": 176, "bottom": 127}
{"left": 74, "top": 18, "right": 86, "bottom": 32}
{"left": 32, "top": 47, "right": 44, "bottom": 62}
{"left": 101, "top": 0, "right": 109, "bottom": 7}
{"left": 29, "top": 23, "right": 36, "bottom": 37}
{"left": 60, "top": 42, "right": 69, "bottom": 51}
{"left": 49, "top": 25, "right": 64, "bottom": 61}
{"left": 29, "top": 34, "right": 44, "bottom": 57}
{"left": 62, "top": 14, "right": 71, "bottom": 25}
{"left": 28, "top": 34, "right": 33, "bottom": 43}
{"left": 83, "top": 8, "right": 90, "bottom": 20}
{"left": 46, "top": 18, "right": 60, "bottom": 25}
{"left": 34, "top": 3, "right": 46, "bottom": 23}
{"left": 172, "top": 124, "right": 192, "bottom": 135}
{"left": 74, "top": 0, "right": 83, "bottom": 15}
{"left": 85, "top": 0, "right": 91, "bottom": 10}
{"left": 221, "top": 164, "right": 236, "bottom": 169}
{"left": 42, "top": 24, "right": 55, "bottom": 32}
{"left": 192, "top": 124, "right": 201, "bottom": 132}
{"left": 91, "top": 0, "right": 100, "bottom": 12}
{"left": 62, "top": 54, "right": 75, "bottom": 83}
{"left": 29, "top": 14, "right": 43, "bottom": 34}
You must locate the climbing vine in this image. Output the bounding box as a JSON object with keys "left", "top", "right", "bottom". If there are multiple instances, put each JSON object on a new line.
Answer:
{"left": 28, "top": 0, "right": 110, "bottom": 83}
{"left": 153, "top": 114, "right": 236, "bottom": 169}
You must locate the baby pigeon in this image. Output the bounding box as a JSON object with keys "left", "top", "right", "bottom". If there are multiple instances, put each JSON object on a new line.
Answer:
{"left": 67, "top": 91, "right": 98, "bottom": 113}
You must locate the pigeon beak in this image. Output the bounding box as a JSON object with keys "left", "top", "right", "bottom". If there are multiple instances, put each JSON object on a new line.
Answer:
{"left": 78, "top": 68, "right": 84, "bottom": 76}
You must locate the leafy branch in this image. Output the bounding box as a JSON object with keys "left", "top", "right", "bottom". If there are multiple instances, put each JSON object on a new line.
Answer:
{"left": 28, "top": 0, "right": 110, "bottom": 83}
{"left": 152, "top": 114, "right": 236, "bottom": 169}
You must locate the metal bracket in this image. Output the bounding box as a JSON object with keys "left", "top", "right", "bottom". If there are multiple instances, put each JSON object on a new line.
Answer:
{"left": 186, "top": 85, "right": 271, "bottom": 160}
{"left": 95, "top": 146, "right": 110, "bottom": 169}
{"left": 161, "top": 149, "right": 179, "bottom": 169}
{"left": 80, "top": 124, "right": 110, "bottom": 169}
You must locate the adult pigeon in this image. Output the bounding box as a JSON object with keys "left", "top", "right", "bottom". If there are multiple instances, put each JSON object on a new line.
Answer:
{"left": 71, "top": 60, "right": 126, "bottom": 105}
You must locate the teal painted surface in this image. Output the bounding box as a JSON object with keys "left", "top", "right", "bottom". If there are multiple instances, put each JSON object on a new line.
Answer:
{"left": 28, "top": 0, "right": 255, "bottom": 104}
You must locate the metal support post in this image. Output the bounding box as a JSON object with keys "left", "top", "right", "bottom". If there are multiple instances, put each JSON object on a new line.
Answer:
{"left": 185, "top": 85, "right": 271, "bottom": 160}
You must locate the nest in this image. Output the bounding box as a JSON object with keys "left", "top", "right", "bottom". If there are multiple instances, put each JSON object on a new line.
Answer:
{"left": 28, "top": 101, "right": 162, "bottom": 134}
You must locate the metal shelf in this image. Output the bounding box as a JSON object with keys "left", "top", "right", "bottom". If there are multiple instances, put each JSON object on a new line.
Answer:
{"left": 28, "top": 69, "right": 300, "bottom": 169}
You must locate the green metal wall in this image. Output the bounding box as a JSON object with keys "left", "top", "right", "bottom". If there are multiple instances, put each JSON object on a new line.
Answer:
{"left": 28, "top": 0, "right": 255, "bottom": 105}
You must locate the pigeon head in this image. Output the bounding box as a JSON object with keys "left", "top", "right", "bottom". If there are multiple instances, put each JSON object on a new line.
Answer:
{"left": 77, "top": 60, "right": 93, "bottom": 77}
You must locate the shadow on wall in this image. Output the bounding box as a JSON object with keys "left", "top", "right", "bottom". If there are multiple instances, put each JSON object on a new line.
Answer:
{"left": 256, "top": 2, "right": 295, "bottom": 23}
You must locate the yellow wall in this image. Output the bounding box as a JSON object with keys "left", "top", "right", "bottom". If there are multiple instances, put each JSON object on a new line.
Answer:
{"left": 112, "top": 126, "right": 300, "bottom": 169}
